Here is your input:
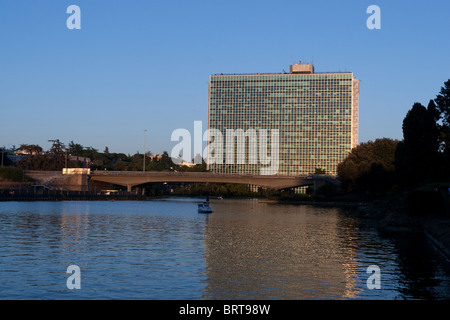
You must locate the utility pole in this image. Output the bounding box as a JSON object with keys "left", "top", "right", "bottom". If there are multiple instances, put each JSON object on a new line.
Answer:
{"left": 143, "top": 129, "right": 147, "bottom": 172}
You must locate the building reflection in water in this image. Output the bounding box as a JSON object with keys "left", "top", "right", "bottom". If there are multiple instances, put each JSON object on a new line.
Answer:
{"left": 201, "top": 199, "right": 363, "bottom": 299}
{"left": 59, "top": 202, "right": 90, "bottom": 254}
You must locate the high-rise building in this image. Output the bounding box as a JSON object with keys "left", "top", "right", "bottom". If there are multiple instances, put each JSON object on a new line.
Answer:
{"left": 207, "top": 62, "right": 359, "bottom": 177}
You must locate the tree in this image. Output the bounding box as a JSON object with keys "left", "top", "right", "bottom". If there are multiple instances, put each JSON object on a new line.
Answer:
{"left": 18, "top": 144, "right": 43, "bottom": 155}
{"left": 17, "top": 140, "right": 74, "bottom": 170}
{"left": 48, "top": 139, "right": 65, "bottom": 154}
{"left": 337, "top": 138, "right": 399, "bottom": 192}
{"left": 402, "top": 103, "right": 439, "bottom": 154}
{"left": 315, "top": 168, "right": 326, "bottom": 174}
{"left": 427, "top": 99, "right": 440, "bottom": 123}
{"left": 395, "top": 102, "right": 440, "bottom": 185}
{"left": 1, "top": 147, "right": 12, "bottom": 167}
{"left": 68, "top": 141, "right": 84, "bottom": 156}
{"left": 16, "top": 144, "right": 44, "bottom": 170}
{"left": 435, "top": 79, "right": 450, "bottom": 155}
{"left": 47, "top": 139, "right": 67, "bottom": 170}
{"left": 160, "top": 151, "right": 175, "bottom": 171}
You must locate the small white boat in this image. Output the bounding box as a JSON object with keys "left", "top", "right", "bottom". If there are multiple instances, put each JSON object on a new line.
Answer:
{"left": 198, "top": 202, "right": 213, "bottom": 214}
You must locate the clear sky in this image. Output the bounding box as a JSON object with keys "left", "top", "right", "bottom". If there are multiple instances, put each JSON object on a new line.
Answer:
{"left": 1, "top": 0, "right": 449, "bottom": 155}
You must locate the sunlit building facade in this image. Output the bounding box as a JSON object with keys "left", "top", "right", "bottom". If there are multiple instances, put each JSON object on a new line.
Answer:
{"left": 207, "top": 62, "right": 359, "bottom": 176}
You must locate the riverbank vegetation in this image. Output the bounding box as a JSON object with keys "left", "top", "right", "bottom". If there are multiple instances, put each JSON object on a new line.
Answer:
{"left": 337, "top": 80, "right": 450, "bottom": 216}
{"left": 0, "top": 167, "right": 33, "bottom": 182}
{"left": 13, "top": 140, "right": 200, "bottom": 173}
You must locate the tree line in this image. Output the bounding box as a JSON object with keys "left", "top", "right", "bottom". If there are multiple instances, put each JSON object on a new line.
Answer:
{"left": 9, "top": 140, "right": 206, "bottom": 172}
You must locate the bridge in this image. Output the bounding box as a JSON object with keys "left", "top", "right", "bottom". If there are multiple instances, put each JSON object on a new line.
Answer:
{"left": 89, "top": 171, "right": 338, "bottom": 192}
{"left": 24, "top": 170, "right": 339, "bottom": 193}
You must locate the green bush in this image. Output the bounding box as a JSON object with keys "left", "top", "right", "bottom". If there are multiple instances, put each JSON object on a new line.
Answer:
{"left": 0, "top": 167, "right": 26, "bottom": 181}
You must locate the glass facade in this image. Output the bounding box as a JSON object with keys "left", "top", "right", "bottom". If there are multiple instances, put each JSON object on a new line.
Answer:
{"left": 208, "top": 65, "right": 359, "bottom": 176}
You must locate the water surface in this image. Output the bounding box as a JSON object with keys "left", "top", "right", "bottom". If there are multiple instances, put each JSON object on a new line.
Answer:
{"left": 0, "top": 198, "right": 449, "bottom": 299}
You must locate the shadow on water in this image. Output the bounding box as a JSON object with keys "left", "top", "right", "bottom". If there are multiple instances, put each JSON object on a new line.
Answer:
{"left": 386, "top": 232, "right": 450, "bottom": 299}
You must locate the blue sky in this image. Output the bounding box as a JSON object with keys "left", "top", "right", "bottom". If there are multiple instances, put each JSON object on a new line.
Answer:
{"left": 1, "top": 0, "right": 449, "bottom": 155}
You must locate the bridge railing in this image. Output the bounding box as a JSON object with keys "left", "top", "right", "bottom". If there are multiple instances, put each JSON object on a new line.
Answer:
{"left": 24, "top": 170, "right": 335, "bottom": 181}
{"left": 90, "top": 170, "right": 315, "bottom": 179}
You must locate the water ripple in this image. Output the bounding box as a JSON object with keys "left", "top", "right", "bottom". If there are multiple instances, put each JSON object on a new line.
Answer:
{"left": 0, "top": 199, "right": 449, "bottom": 299}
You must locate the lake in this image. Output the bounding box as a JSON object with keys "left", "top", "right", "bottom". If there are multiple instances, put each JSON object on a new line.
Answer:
{"left": 0, "top": 198, "right": 449, "bottom": 300}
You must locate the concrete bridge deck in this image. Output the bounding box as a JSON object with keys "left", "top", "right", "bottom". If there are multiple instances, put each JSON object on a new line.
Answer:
{"left": 24, "top": 170, "right": 339, "bottom": 192}
{"left": 89, "top": 171, "right": 334, "bottom": 192}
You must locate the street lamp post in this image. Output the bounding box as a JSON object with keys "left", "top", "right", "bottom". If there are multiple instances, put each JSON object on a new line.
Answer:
{"left": 143, "top": 129, "right": 147, "bottom": 172}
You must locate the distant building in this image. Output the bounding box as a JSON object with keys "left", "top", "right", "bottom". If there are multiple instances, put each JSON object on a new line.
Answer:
{"left": 149, "top": 154, "right": 163, "bottom": 161}
{"left": 14, "top": 148, "right": 43, "bottom": 156}
{"left": 69, "top": 155, "right": 91, "bottom": 168}
{"left": 207, "top": 62, "right": 359, "bottom": 176}
{"left": 178, "top": 162, "right": 197, "bottom": 167}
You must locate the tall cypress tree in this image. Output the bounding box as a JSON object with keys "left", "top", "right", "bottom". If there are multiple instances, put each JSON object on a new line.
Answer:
{"left": 395, "top": 103, "right": 440, "bottom": 186}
